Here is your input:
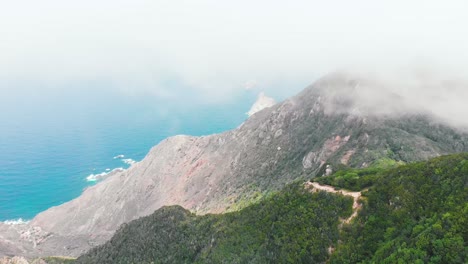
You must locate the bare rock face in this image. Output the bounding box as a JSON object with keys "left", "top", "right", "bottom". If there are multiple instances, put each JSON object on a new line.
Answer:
{"left": 2, "top": 72, "right": 468, "bottom": 257}
{"left": 0, "top": 256, "right": 49, "bottom": 264}
{"left": 30, "top": 260, "right": 46, "bottom": 264}
{"left": 0, "top": 256, "right": 29, "bottom": 264}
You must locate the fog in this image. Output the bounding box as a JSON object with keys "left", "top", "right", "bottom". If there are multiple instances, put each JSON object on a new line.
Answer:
{"left": 311, "top": 69, "right": 468, "bottom": 129}
{"left": 1, "top": 1, "right": 467, "bottom": 126}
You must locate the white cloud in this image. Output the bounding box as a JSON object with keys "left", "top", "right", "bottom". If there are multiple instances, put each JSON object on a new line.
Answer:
{"left": 0, "top": 0, "right": 467, "bottom": 108}
{"left": 310, "top": 69, "right": 468, "bottom": 129}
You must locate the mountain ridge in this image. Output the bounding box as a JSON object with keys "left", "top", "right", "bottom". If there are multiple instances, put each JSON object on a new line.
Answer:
{"left": 1, "top": 72, "right": 468, "bottom": 258}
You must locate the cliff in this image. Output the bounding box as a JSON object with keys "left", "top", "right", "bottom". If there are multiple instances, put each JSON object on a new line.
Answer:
{"left": 2, "top": 73, "right": 468, "bottom": 257}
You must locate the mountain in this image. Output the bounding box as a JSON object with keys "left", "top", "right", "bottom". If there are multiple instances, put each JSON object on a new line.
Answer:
{"left": 1, "top": 73, "right": 468, "bottom": 258}
{"left": 73, "top": 154, "right": 467, "bottom": 263}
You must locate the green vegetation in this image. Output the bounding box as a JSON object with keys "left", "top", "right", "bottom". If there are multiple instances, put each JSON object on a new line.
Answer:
{"left": 64, "top": 154, "right": 466, "bottom": 264}
{"left": 76, "top": 184, "right": 352, "bottom": 264}
{"left": 329, "top": 153, "right": 468, "bottom": 263}
{"left": 315, "top": 158, "right": 405, "bottom": 191}
{"left": 34, "top": 256, "right": 76, "bottom": 263}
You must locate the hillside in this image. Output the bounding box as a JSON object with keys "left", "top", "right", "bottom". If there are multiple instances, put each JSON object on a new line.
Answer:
{"left": 72, "top": 154, "right": 467, "bottom": 263}
{"left": 2, "top": 73, "right": 468, "bottom": 257}
{"left": 76, "top": 184, "right": 352, "bottom": 264}
{"left": 329, "top": 153, "right": 468, "bottom": 263}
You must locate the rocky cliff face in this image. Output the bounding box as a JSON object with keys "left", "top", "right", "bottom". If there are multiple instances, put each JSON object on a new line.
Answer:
{"left": 0, "top": 256, "right": 29, "bottom": 264}
{"left": 2, "top": 73, "right": 468, "bottom": 257}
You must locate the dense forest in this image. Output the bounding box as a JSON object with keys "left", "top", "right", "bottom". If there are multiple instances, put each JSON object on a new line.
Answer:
{"left": 328, "top": 154, "right": 468, "bottom": 263}
{"left": 59, "top": 154, "right": 466, "bottom": 263}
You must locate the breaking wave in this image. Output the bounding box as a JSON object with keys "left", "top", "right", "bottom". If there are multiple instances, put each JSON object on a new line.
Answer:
{"left": 122, "top": 158, "right": 136, "bottom": 165}
{"left": 86, "top": 168, "right": 124, "bottom": 182}
{"left": 3, "top": 218, "right": 30, "bottom": 225}
{"left": 85, "top": 155, "right": 138, "bottom": 182}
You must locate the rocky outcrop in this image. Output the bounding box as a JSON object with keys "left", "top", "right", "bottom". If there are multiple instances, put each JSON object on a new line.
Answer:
{"left": 2, "top": 73, "right": 468, "bottom": 257}
{"left": 302, "top": 135, "right": 351, "bottom": 169}
{"left": 0, "top": 256, "right": 67, "bottom": 264}
{"left": 0, "top": 257, "right": 29, "bottom": 264}
{"left": 246, "top": 92, "right": 276, "bottom": 116}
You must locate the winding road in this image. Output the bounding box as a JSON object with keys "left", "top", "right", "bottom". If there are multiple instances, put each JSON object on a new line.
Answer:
{"left": 304, "top": 182, "right": 362, "bottom": 224}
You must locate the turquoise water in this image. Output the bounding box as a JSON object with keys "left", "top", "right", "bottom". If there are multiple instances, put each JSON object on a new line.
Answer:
{"left": 0, "top": 85, "right": 257, "bottom": 221}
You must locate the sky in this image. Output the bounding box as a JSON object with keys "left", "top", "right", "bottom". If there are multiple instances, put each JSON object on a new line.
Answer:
{"left": 1, "top": 1, "right": 468, "bottom": 111}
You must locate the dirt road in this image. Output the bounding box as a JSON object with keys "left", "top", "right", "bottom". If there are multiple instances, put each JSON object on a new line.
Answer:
{"left": 304, "top": 182, "right": 362, "bottom": 224}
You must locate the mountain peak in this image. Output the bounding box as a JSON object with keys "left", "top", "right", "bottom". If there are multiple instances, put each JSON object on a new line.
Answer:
{"left": 295, "top": 72, "right": 420, "bottom": 119}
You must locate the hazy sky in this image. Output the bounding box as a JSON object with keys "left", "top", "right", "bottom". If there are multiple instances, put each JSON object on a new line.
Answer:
{"left": 1, "top": 0, "right": 467, "bottom": 105}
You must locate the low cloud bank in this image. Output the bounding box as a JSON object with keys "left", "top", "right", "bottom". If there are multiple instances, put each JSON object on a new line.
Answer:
{"left": 1, "top": 2, "right": 467, "bottom": 98}
{"left": 311, "top": 69, "right": 468, "bottom": 130}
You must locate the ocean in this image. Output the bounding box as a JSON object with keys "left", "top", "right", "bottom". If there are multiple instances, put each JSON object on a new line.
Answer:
{"left": 0, "top": 86, "right": 257, "bottom": 221}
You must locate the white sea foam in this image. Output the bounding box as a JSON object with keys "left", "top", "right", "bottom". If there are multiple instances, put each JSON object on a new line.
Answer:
{"left": 85, "top": 154, "right": 135, "bottom": 182}
{"left": 3, "top": 218, "right": 30, "bottom": 225}
{"left": 122, "top": 158, "right": 136, "bottom": 165}
{"left": 86, "top": 168, "right": 124, "bottom": 182}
